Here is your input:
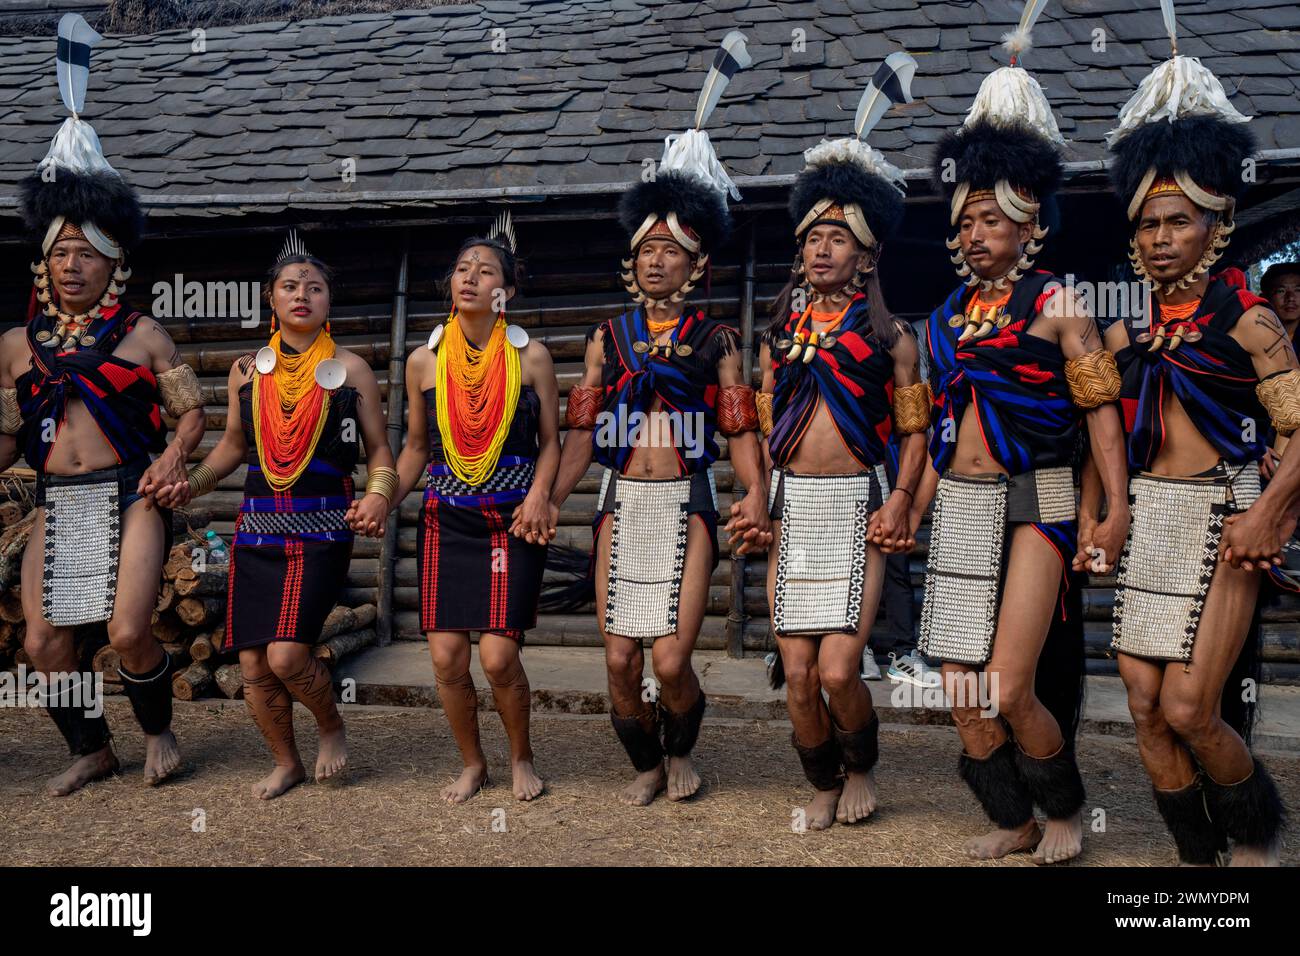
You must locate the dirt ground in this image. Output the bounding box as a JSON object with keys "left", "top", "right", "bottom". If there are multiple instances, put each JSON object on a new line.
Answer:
{"left": 1, "top": 700, "right": 1296, "bottom": 867}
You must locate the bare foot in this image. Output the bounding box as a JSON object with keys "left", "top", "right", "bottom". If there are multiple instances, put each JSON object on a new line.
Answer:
{"left": 1033, "top": 814, "right": 1083, "bottom": 865}
{"left": 618, "top": 765, "right": 666, "bottom": 806}
{"left": 252, "top": 763, "right": 306, "bottom": 800}
{"left": 512, "top": 759, "right": 544, "bottom": 801}
{"left": 46, "top": 746, "right": 120, "bottom": 796}
{"left": 966, "top": 819, "right": 1041, "bottom": 859}
{"left": 803, "top": 786, "right": 843, "bottom": 831}
{"left": 1230, "top": 843, "right": 1280, "bottom": 867}
{"left": 667, "top": 755, "right": 701, "bottom": 801}
{"left": 315, "top": 725, "right": 348, "bottom": 782}
{"left": 441, "top": 764, "right": 488, "bottom": 804}
{"left": 143, "top": 731, "right": 182, "bottom": 786}
{"left": 836, "top": 771, "right": 878, "bottom": 824}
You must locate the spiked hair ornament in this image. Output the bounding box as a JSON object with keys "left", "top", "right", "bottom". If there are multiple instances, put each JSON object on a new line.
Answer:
{"left": 619, "top": 30, "right": 750, "bottom": 309}
{"left": 1107, "top": 0, "right": 1253, "bottom": 296}
{"left": 933, "top": 0, "right": 1062, "bottom": 296}
{"left": 21, "top": 14, "right": 141, "bottom": 340}
{"left": 274, "top": 227, "right": 312, "bottom": 267}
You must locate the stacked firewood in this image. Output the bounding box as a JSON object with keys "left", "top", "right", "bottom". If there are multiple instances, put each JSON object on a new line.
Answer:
{"left": 0, "top": 469, "right": 377, "bottom": 694}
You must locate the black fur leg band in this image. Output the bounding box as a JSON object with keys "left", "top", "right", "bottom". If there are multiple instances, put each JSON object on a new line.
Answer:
{"left": 610, "top": 709, "right": 664, "bottom": 773}
{"left": 45, "top": 681, "right": 112, "bottom": 757}
{"left": 661, "top": 692, "right": 707, "bottom": 758}
{"left": 793, "top": 732, "right": 842, "bottom": 791}
{"left": 958, "top": 740, "right": 1035, "bottom": 829}
{"left": 834, "top": 712, "right": 879, "bottom": 774}
{"left": 1152, "top": 777, "right": 1223, "bottom": 866}
{"left": 1015, "top": 743, "right": 1086, "bottom": 820}
{"left": 1204, "top": 758, "right": 1289, "bottom": 851}
{"left": 118, "top": 652, "right": 173, "bottom": 736}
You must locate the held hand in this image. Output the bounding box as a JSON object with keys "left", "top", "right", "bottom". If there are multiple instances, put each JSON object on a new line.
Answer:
{"left": 1072, "top": 513, "right": 1098, "bottom": 573}
{"left": 729, "top": 489, "right": 772, "bottom": 556}
{"left": 154, "top": 479, "right": 194, "bottom": 510}
{"left": 138, "top": 446, "right": 188, "bottom": 510}
{"left": 1260, "top": 448, "right": 1279, "bottom": 481}
{"left": 512, "top": 491, "right": 556, "bottom": 545}
{"left": 867, "top": 494, "right": 911, "bottom": 553}
{"left": 1220, "top": 504, "right": 1294, "bottom": 571}
{"left": 1087, "top": 510, "right": 1129, "bottom": 575}
{"left": 347, "top": 493, "right": 389, "bottom": 538}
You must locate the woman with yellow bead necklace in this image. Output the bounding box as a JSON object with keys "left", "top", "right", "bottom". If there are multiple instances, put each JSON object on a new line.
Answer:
{"left": 391, "top": 213, "right": 560, "bottom": 804}
{"left": 168, "top": 233, "right": 396, "bottom": 800}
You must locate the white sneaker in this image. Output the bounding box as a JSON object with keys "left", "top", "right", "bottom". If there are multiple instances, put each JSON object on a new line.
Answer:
{"left": 861, "top": 649, "right": 882, "bottom": 681}
{"left": 888, "top": 651, "right": 940, "bottom": 688}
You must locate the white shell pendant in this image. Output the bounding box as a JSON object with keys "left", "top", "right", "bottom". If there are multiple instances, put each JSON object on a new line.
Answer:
{"left": 255, "top": 346, "right": 277, "bottom": 374}
{"left": 314, "top": 358, "right": 347, "bottom": 390}
{"left": 427, "top": 324, "right": 444, "bottom": 351}
{"left": 506, "top": 324, "right": 530, "bottom": 349}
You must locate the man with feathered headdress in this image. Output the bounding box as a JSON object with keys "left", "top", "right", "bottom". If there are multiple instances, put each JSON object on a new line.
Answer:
{"left": 549, "top": 33, "right": 768, "bottom": 806}
{"left": 912, "top": 1, "right": 1130, "bottom": 864}
{"left": 1092, "top": 0, "right": 1292, "bottom": 866}
{"left": 732, "top": 52, "right": 929, "bottom": 830}
{"left": 0, "top": 17, "right": 206, "bottom": 794}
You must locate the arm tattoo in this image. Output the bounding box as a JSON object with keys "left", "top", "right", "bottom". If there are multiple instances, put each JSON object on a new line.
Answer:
{"left": 1255, "top": 314, "right": 1296, "bottom": 361}
{"left": 1080, "top": 319, "right": 1101, "bottom": 350}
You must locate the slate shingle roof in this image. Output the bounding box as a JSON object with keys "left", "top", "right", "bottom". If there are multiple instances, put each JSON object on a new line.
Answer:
{"left": 0, "top": 0, "right": 1296, "bottom": 216}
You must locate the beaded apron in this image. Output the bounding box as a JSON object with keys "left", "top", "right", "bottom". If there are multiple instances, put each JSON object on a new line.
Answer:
{"left": 768, "top": 467, "right": 887, "bottom": 636}
{"left": 40, "top": 472, "right": 123, "bottom": 626}
{"left": 919, "top": 467, "right": 1075, "bottom": 665}
{"left": 600, "top": 468, "right": 716, "bottom": 640}
{"left": 1112, "top": 462, "right": 1259, "bottom": 662}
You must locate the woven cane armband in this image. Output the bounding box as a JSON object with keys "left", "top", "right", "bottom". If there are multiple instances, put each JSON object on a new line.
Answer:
{"left": 756, "top": 391, "right": 773, "bottom": 437}
{"left": 156, "top": 364, "right": 203, "bottom": 417}
{"left": 892, "top": 381, "right": 932, "bottom": 434}
{"left": 0, "top": 387, "right": 19, "bottom": 435}
{"left": 1257, "top": 369, "right": 1300, "bottom": 437}
{"left": 1065, "top": 349, "right": 1121, "bottom": 409}
{"left": 718, "top": 385, "right": 759, "bottom": 435}
{"left": 565, "top": 385, "right": 602, "bottom": 430}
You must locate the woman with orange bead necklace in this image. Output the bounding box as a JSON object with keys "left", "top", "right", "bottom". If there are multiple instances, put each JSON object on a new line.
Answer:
{"left": 391, "top": 213, "right": 560, "bottom": 804}
{"left": 170, "top": 232, "right": 395, "bottom": 800}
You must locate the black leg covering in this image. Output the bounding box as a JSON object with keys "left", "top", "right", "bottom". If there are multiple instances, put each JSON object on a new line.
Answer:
{"left": 793, "top": 733, "right": 842, "bottom": 791}
{"left": 45, "top": 681, "right": 112, "bottom": 757}
{"left": 1152, "top": 777, "right": 1224, "bottom": 866}
{"left": 1204, "top": 758, "right": 1288, "bottom": 850}
{"left": 1015, "top": 743, "right": 1086, "bottom": 820}
{"left": 610, "top": 709, "right": 664, "bottom": 773}
{"left": 661, "top": 691, "right": 707, "bottom": 758}
{"left": 118, "top": 652, "right": 173, "bottom": 736}
{"left": 834, "top": 712, "right": 879, "bottom": 774}
{"left": 958, "top": 740, "right": 1035, "bottom": 829}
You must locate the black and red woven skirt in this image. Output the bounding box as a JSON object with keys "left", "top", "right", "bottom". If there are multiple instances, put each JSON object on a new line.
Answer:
{"left": 224, "top": 460, "right": 355, "bottom": 652}
{"left": 417, "top": 455, "right": 547, "bottom": 639}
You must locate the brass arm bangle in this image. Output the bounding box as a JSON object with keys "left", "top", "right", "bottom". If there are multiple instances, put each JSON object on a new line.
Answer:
{"left": 366, "top": 465, "right": 399, "bottom": 502}
{"left": 187, "top": 463, "right": 218, "bottom": 498}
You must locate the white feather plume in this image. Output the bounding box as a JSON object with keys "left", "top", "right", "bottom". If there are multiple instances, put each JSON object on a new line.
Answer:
{"left": 854, "top": 51, "right": 917, "bottom": 142}
{"left": 693, "top": 30, "right": 751, "bottom": 131}
{"left": 1001, "top": 0, "right": 1050, "bottom": 59}
{"left": 1106, "top": 55, "right": 1250, "bottom": 146}
{"left": 803, "top": 138, "right": 907, "bottom": 195}
{"left": 964, "top": 65, "right": 1064, "bottom": 144}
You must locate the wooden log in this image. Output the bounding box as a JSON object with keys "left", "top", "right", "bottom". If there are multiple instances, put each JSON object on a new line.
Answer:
{"left": 175, "top": 596, "right": 223, "bottom": 629}
{"left": 213, "top": 663, "right": 244, "bottom": 700}
{"left": 156, "top": 581, "right": 176, "bottom": 613}
{"left": 174, "top": 567, "right": 228, "bottom": 598}
{"left": 152, "top": 614, "right": 183, "bottom": 645}
{"left": 0, "top": 591, "right": 22, "bottom": 624}
{"left": 351, "top": 604, "right": 377, "bottom": 629}
{"left": 0, "top": 500, "right": 25, "bottom": 526}
{"left": 15, "top": 646, "right": 31, "bottom": 666}
{"left": 172, "top": 662, "right": 213, "bottom": 701}
{"left": 317, "top": 605, "right": 359, "bottom": 641}
{"left": 91, "top": 644, "right": 120, "bottom": 674}
{"left": 163, "top": 544, "right": 198, "bottom": 580}
{"left": 189, "top": 632, "right": 218, "bottom": 663}
{"left": 312, "top": 628, "right": 377, "bottom": 667}
{"left": 161, "top": 641, "right": 191, "bottom": 668}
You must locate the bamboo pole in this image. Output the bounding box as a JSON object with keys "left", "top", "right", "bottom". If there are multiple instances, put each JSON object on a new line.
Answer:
{"left": 726, "top": 221, "right": 758, "bottom": 660}
{"left": 377, "top": 233, "right": 410, "bottom": 646}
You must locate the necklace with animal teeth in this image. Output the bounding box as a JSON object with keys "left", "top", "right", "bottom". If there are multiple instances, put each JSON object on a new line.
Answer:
{"left": 31, "top": 259, "right": 130, "bottom": 351}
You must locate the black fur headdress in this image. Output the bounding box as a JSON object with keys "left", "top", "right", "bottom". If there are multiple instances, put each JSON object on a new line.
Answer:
{"left": 790, "top": 151, "right": 905, "bottom": 245}
{"left": 19, "top": 168, "right": 143, "bottom": 254}
{"left": 618, "top": 170, "right": 732, "bottom": 254}
{"left": 932, "top": 119, "right": 1063, "bottom": 218}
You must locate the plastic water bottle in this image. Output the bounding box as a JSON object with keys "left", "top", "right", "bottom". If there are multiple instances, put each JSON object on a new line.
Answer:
{"left": 204, "top": 530, "right": 229, "bottom": 565}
